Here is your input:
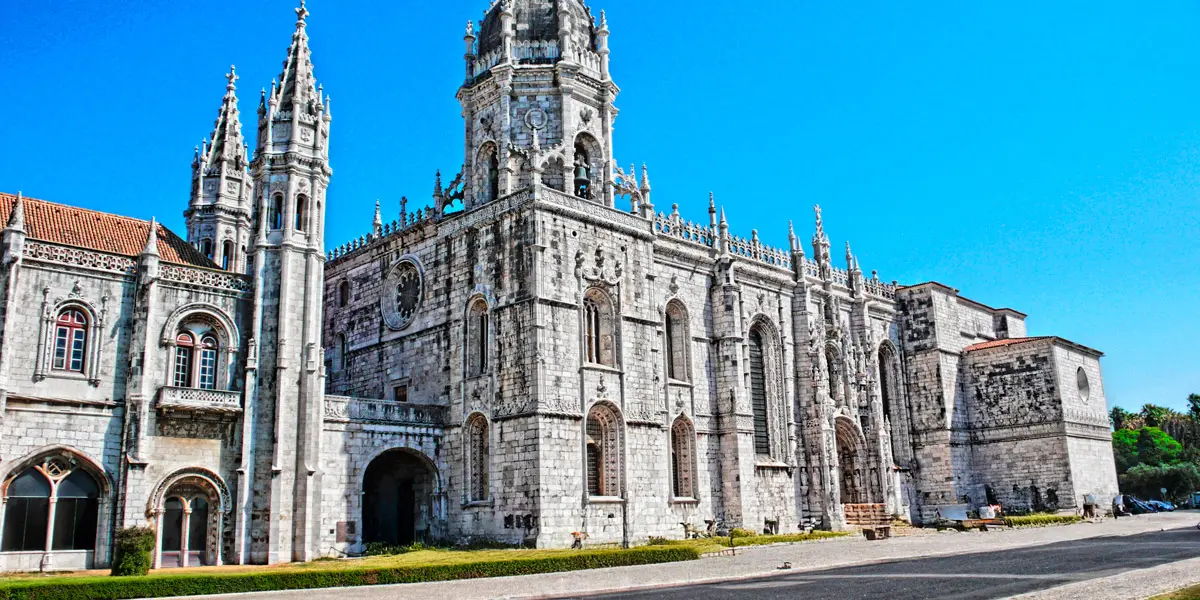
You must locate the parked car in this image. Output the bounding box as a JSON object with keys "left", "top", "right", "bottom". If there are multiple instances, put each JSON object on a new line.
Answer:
{"left": 1123, "top": 495, "right": 1158, "bottom": 514}
{"left": 1147, "top": 500, "right": 1176, "bottom": 512}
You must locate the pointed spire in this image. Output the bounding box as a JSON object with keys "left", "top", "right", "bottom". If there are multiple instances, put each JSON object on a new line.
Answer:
{"left": 142, "top": 217, "right": 160, "bottom": 257}
{"left": 639, "top": 163, "right": 651, "bottom": 191}
{"left": 845, "top": 241, "right": 854, "bottom": 268}
{"left": 273, "top": 0, "right": 319, "bottom": 109}
{"left": 203, "top": 66, "right": 245, "bottom": 168}
{"left": 6, "top": 192, "right": 25, "bottom": 232}
{"left": 433, "top": 170, "right": 444, "bottom": 198}
{"left": 719, "top": 207, "right": 727, "bottom": 226}
{"left": 788, "top": 221, "right": 799, "bottom": 252}
{"left": 814, "top": 204, "right": 827, "bottom": 240}
{"left": 372, "top": 200, "right": 383, "bottom": 238}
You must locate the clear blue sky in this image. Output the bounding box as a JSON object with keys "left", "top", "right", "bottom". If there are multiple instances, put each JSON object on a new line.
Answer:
{"left": 1, "top": 1, "right": 1196, "bottom": 413}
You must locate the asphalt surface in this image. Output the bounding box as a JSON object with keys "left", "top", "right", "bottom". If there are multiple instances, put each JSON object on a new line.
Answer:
{"left": 561, "top": 527, "right": 1200, "bottom": 600}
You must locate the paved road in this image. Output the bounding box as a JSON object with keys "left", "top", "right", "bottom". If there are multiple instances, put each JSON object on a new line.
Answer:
{"left": 562, "top": 527, "right": 1200, "bottom": 600}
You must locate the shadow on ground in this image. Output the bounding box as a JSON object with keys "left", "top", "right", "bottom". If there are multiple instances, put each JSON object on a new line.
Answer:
{"left": 564, "top": 527, "right": 1200, "bottom": 600}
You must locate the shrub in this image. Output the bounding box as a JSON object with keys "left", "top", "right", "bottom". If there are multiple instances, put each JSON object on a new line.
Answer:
{"left": 729, "top": 528, "right": 757, "bottom": 538}
{"left": 111, "top": 527, "right": 156, "bottom": 577}
{"left": 1002, "top": 514, "right": 1082, "bottom": 528}
{"left": 646, "top": 536, "right": 669, "bottom": 546}
{"left": 0, "top": 546, "right": 700, "bottom": 600}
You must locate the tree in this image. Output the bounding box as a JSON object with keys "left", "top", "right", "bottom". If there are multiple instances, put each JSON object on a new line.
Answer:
{"left": 1119, "top": 462, "right": 1200, "bottom": 501}
{"left": 1141, "top": 404, "right": 1171, "bottom": 428}
{"left": 1135, "top": 427, "right": 1182, "bottom": 466}
{"left": 1113, "top": 428, "right": 1139, "bottom": 473}
{"left": 1110, "top": 407, "right": 1134, "bottom": 431}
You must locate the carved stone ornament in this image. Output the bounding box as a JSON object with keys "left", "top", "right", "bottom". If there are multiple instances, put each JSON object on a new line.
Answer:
{"left": 524, "top": 107, "right": 548, "bottom": 131}
{"left": 576, "top": 246, "right": 622, "bottom": 286}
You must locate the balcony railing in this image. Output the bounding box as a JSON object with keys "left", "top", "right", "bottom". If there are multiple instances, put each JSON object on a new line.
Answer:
{"left": 325, "top": 396, "right": 447, "bottom": 426}
{"left": 157, "top": 386, "right": 243, "bottom": 414}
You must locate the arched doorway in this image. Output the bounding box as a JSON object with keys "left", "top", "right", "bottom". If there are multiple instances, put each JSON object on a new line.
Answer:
{"left": 835, "top": 417, "right": 866, "bottom": 505}
{"left": 149, "top": 468, "right": 229, "bottom": 569}
{"left": 362, "top": 450, "right": 437, "bottom": 547}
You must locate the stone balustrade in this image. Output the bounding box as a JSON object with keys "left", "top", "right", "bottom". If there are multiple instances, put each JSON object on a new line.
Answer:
{"left": 324, "top": 395, "right": 448, "bottom": 426}
{"left": 157, "top": 386, "right": 243, "bottom": 414}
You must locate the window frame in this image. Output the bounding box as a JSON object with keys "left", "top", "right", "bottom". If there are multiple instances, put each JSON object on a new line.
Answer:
{"left": 465, "top": 414, "right": 490, "bottom": 503}
{"left": 52, "top": 309, "right": 88, "bottom": 373}
{"left": 1, "top": 460, "right": 101, "bottom": 554}
{"left": 664, "top": 301, "right": 690, "bottom": 382}
{"left": 465, "top": 298, "right": 490, "bottom": 378}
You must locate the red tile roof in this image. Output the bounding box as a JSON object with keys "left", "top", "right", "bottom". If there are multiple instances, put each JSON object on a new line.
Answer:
{"left": 963, "top": 337, "right": 1052, "bottom": 353}
{"left": 0, "top": 193, "right": 215, "bottom": 268}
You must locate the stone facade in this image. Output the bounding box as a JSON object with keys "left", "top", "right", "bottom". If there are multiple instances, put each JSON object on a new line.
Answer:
{"left": 0, "top": 0, "right": 1118, "bottom": 572}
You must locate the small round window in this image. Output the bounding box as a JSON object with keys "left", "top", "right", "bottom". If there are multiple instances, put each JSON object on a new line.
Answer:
{"left": 1076, "top": 367, "right": 1091, "bottom": 403}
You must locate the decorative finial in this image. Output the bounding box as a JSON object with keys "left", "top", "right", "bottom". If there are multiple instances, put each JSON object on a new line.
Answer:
{"left": 640, "top": 163, "right": 651, "bottom": 191}
{"left": 434, "top": 169, "right": 443, "bottom": 197}
{"left": 465, "top": 20, "right": 475, "bottom": 38}
{"left": 296, "top": 0, "right": 309, "bottom": 24}
{"left": 7, "top": 191, "right": 25, "bottom": 232}
{"left": 788, "top": 221, "right": 797, "bottom": 249}
{"left": 708, "top": 192, "right": 716, "bottom": 213}
{"left": 814, "top": 204, "right": 825, "bottom": 238}
{"left": 600, "top": 10, "right": 608, "bottom": 28}
{"left": 226, "top": 65, "right": 238, "bottom": 90}
{"left": 719, "top": 207, "right": 727, "bottom": 225}
{"left": 373, "top": 200, "right": 383, "bottom": 237}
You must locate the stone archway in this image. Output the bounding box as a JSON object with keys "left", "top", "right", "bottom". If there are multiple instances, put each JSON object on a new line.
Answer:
{"left": 361, "top": 449, "right": 438, "bottom": 547}
{"left": 835, "top": 417, "right": 867, "bottom": 505}
{"left": 148, "top": 469, "right": 229, "bottom": 569}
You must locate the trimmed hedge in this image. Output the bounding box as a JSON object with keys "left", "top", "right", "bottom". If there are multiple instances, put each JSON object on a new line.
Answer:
{"left": 1002, "top": 514, "right": 1083, "bottom": 528}
{"left": 0, "top": 546, "right": 700, "bottom": 600}
{"left": 110, "top": 527, "right": 155, "bottom": 577}
{"left": 727, "top": 530, "right": 848, "bottom": 547}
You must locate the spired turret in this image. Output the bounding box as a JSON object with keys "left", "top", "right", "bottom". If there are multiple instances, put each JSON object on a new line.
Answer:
{"left": 458, "top": 0, "right": 617, "bottom": 210}
{"left": 186, "top": 66, "right": 252, "bottom": 271}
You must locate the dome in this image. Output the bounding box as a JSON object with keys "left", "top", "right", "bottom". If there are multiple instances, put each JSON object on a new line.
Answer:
{"left": 477, "top": 0, "right": 597, "bottom": 60}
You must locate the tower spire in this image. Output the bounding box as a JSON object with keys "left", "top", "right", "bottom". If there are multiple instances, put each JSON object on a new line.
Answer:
{"left": 372, "top": 200, "right": 383, "bottom": 238}
{"left": 272, "top": 0, "right": 319, "bottom": 110}
{"left": 203, "top": 65, "right": 246, "bottom": 170}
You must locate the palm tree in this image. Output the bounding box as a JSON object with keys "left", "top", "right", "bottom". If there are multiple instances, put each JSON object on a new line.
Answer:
{"left": 1111, "top": 407, "right": 1133, "bottom": 431}
{"left": 1142, "top": 404, "right": 1171, "bottom": 428}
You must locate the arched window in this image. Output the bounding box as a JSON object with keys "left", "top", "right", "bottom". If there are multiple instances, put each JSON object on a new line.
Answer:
{"left": 199, "top": 238, "right": 214, "bottom": 261}
{"left": 294, "top": 194, "right": 308, "bottom": 232}
{"left": 878, "top": 346, "right": 896, "bottom": 420}
{"left": 670, "top": 417, "right": 696, "bottom": 499}
{"left": 198, "top": 336, "right": 218, "bottom": 390}
{"left": 2, "top": 460, "right": 99, "bottom": 552}
{"left": 748, "top": 327, "right": 771, "bottom": 455}
{"left": 52, "top": 308, "right": 88, "bottom": 373}
{"left": 338, "top": 281, "right": 350, "bottom": 307}
{"left": 220, "top": 240, "right": 234, "bottom": 271}
{"left": 582, "top": 289, "right": 615, "bottom": 367}
{"left": 172, "top": 327, "right": 222, "bottom": 389}
{"left": 269, "top": 194, "right": 283, "bottom": 230}
{"left": 487, "top": 152, "right": 500, "bottom": 202}
{"left": 665, "top": 301, "right": 689, "bottom": 381}
{"left": 466, "top": 414, "right": 490, "bottom": 502}
{"left": 465, "top": 299, "right": 489, "bottom": 378}
{"left": 173, "top": 333, "right": 194, "bottom": 388}
{"left": 585, "top": 403, "right": 622, "bottom": 497}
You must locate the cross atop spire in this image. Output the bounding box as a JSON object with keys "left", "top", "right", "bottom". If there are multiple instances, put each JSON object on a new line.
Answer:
{"left": 226, "top": 65, "right": 238, "bottom": 90}
{"left": 296, "top": 0, "right": 309, "bottom": 25}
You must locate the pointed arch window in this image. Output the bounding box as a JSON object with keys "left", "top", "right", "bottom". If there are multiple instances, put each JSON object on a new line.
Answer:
{"left": 466, "top": 414, "right": 490, "bottom": 502}
{"left": 748, "top": 327, "right": 771, "bottom": 456}
{"left": 269, "top": 194, "right": 284, "bottom": 230}
{"left": 585, "top": 403, "right": 622, "bottom": 498}
{"left": 670, "top": 417, "right": 696, "bottom": 499}
{"left": 220, "top": 240, "right": 234, "bottom": 271}
{"left": 2, "top": 461, "right": 99, "bottom": 552}
{"left": 582, "top": 289, "right": 615, "bottom": 367}
{"left": 573, "top": 142, "right": 592, "bottom": 199}
{"left": 466, "top": 299, "right": 489, "bottom": 378}
{"left": 52, "top": 309, "right": 88, "bottom": 373}
{"left": 665, "top": 301, "right": 689, "bottom": 381}
{"left": 294, "top": 194, "right": 308, "bottom": 232}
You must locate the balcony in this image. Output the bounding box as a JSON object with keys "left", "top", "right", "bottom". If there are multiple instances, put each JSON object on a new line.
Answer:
{"left": 157, "top": 386, "right": 243, "bottom": 415}
{"left": 325, "top": 396, "right": 447, "bottom": 427}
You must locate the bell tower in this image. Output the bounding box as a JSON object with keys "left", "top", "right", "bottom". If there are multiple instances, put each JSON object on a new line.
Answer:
{"left": 457, "top": 0, "right": 617, "bottom": 209}
{"left": 238, "top": 0, "right": 332, "bottom": 565}
{"left": 186, "top": 66, "right": 253, "bottom": 271}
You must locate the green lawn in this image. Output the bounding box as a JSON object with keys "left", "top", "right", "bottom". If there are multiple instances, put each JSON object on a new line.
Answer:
{"left": 1154, "top": 584, "right": 1200, "bottom": 599}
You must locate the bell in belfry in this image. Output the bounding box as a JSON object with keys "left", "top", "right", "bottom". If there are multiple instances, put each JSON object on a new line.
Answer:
{"left": 573, "top": 150, "right": 591, "bottom": 198}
